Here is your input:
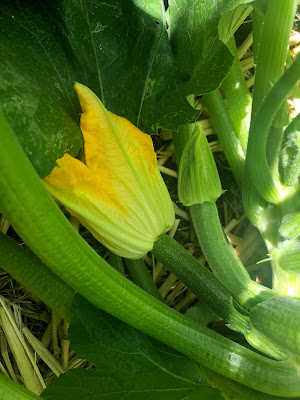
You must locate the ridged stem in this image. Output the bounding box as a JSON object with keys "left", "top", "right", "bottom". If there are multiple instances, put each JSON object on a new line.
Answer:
{"left": 202, "top": 89, "right": 245, "bottom": 187}
{"left": 251, "top": 0, "right": 298, "bottom": 116}
{"left": 0, "top": 233, "right": 74, "bottom": 321}
{"left": 222, "top": 35, "right": 252, "bottom": 153}
{"left": 242, "top": 177, "right": 268, "bottom": 227}
{"left": 252, "top": 8, "right": 264, "bottom": 65}
{"left": 152, "top": 234, "right": 250, "bottom": 333}
{"left": 189, "top": 203, "right": 275, "bottom": 308}
{"left": 243, "top": 1, "right": 297, "bottom": 221}
{"left": 108, "top": 250, "right": 125, "bottom": 275}
{"left": 1, "top": 115, "right": 299, "bottom": 396}
{"left": 124, "top": 258, "right": 163, "bottom": 301}
{"left": 250, "top": 297, "right": 300, "bottom": 357}
{"left": 244, "top": 52, "right": 300, "bottom": 204}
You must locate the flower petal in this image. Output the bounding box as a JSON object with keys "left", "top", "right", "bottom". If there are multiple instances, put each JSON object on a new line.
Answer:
{"left": 44, "top": 83, "right": 174, "bottom": 258}
{"left": 74, "top": 82, "right": 174, "bottom": 236}
{"left": 44, "top": 154, "right": 157, "bottom": 258}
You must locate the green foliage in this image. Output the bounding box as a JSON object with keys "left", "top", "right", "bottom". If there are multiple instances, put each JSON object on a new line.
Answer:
{"left": 168, "top": 0, "right": 250, "bottom": 94}
{"left": 50, "top": 0, "right": 199, "bottom": 133}
{"left": 42, "top": 296, "right": 223, "bottom": 400}
{"left": 0, "top": 0, "right": 248, "bottom": 178}
{"left": 219, "top": 4, "right": 253, "bottom": 44}
{"left": 1, "top": 0, "right": 300, "bottom": 399}
{"left": 0, "top": 1, "right": 82, "bottom": 178}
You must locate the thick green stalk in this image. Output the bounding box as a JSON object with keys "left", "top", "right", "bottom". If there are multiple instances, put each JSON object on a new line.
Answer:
{"left": 152, "top": 234, "right": 249, "bottom": 333}
{"left": 245, "top": 52, "right": 300, "bottom": 204}
{"left": 252, "top": 8, "right": 264, "bottom": 65}
{"left": 250, "top": 297, "right": 300, "bottom": 357}
{"left": 243, "top": 1, "right": 297, "bottom": 221}
{"left": 0, "top": 375, "right": 40, "bottom": 400}
{"left": 1, "top": 116, "right": 299, "bottom": 396}
{"left": 252, "top": 0, "right": 298, "bottom": 116}
{"left": 222, "top": 35, "right": 252, "bottom": 153}
{"left": 265, "top": 125, "right": 286, "bottom": 184}
{"left": 242, "top": 177, "right": 268, "bottom": 227}
{"left": 217, "top": 32, "right": 267, "bottom": 226}
{"left": 124, "top": 258, "right": 163, "bottom": 301}
{"left": 189, "top": 203, "right": 275, "bottom": 308}
{"left": 108, "top": 250, "right": 125, "bottom": 275}
{"left": 0, "top": 233, "right": 74, "bottom": 321}
{"left": 202, "top": 89, "right": 245, "bottom": 187}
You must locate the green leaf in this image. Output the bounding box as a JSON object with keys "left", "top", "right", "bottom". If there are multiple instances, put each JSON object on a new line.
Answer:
{"left": 168, "top": 0, "right": 250, "bottom": 94}
{"left": 0, "top": 0, "right": 248, "bottom": 176}
{"left": 219, "top": 4, "right": 253, "bottom": 44}
{"left": 42, "top": 296, "right": 223, "bottom": 400}
{"left": 52, "top": 0, "right": 199, "bottom": 133}
{"left": 0, "top": 1, "right": 83, "bottom": 178}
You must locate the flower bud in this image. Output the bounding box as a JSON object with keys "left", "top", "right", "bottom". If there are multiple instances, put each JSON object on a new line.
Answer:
{"left": 178, "top": 125, "right": 223, "bottom": 206}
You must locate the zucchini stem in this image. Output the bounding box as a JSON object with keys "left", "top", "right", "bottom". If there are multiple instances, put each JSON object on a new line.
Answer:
{"left": 189, "top": 203, "right": 275, "bottom": 308}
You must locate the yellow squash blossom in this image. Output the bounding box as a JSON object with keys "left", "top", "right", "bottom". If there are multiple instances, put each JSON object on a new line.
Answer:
{"left": 44, "top": 83, "right": 174, "bottom": 259}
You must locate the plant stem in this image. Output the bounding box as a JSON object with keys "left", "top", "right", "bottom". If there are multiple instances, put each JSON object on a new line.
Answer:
{"left": 0, "top": 114, "right": 299, "bottom": 396}
{"left": 250, "top": 296, "right": 300, "bottom": 357}
{"left": 124, "top": 258, "right": 163, "bottom": 301}
{"left": 202, "top": 89, "right": 245, "bottom": 187}
{"left": 252, "top": 8, "right": 264, "bottom": 65}
{"left": 251, "top": 0, "right": 298, "bottom": 117}
{"left": 152, "top": 234, "right": 249, "bottom": 333}
{"left": 189, "top": 203, "right": 275, "bottom": 308}
{"left": 245, "top": 52, "right": 300, "bottom": 204}
{"left": 0, "top": 233, "right": 74, "bottom": 321}
{"left": 242, "top": 177, "right": 268, "bottom": 227}
{"left": 108, "top": 250, "right": 125, "bottom": 275}
{"left": 243, "top": 1, "right": 297, "bottom": 222}
{"left": 222, "top": 35, "right": 252, "bottom": 153}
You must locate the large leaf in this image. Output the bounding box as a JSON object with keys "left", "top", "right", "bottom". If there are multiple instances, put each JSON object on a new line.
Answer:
{"left": 0, "top": 1, "right": 83, "bottom": 177}
{"left": 50, "top": 0, "right": 199, "bottom": 133}
{"left": 42, "top": 296, "right": 223, "bottom": 400}
{"left": 0, "top": 0, "right": 244, "bottom": 177}
{"left": 168, "top": 0, "right": 250, "bottom": 94}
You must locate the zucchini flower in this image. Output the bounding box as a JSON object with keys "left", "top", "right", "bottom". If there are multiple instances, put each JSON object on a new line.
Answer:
{"left": 44, "top": 83, "right": 174, "bottom": 259}
{"left": 178, "top": 125, "right": 223, "bottom": 206}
